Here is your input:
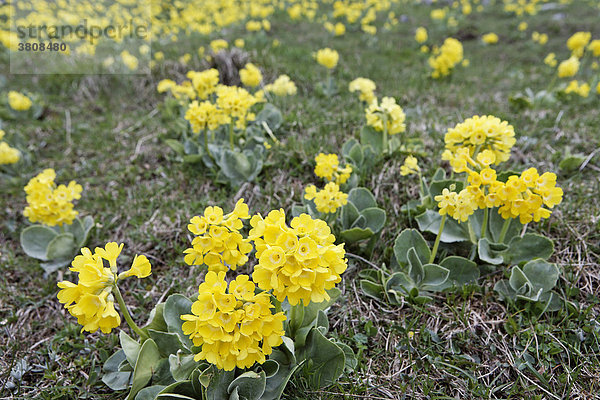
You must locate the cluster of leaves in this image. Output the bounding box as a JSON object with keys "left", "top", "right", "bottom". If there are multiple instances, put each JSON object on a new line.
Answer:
{"left": 102, "top": 290, "right": 355, "bottom": 400}
{"left": 164, "top": 103, "right": 283, "bottom": 187}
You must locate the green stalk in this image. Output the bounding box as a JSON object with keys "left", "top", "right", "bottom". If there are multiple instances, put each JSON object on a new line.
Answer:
{"left": 382, "top": 113, "right": 389, "bottom": 155}
{"left": 113, "top": 285, "right": 149, "bottom": 341}
{"left": 498, "top": 218, "right": 511, "bottom": 243}
{"left": 229, "top": 122, "right": 235, "bottom": 151}
{"left": 429, "top": 214, "right": 446, "bottom": 264}
{"left": 480, "top": 207, "right": 489, "bottom": 239}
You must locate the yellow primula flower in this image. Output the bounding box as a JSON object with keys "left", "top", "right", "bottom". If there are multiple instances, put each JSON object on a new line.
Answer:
{"left": 181, "top": 271, "right": 286, "bottom": 371}
{"left": 249, "top": 210, "right": 347, "bottom": 306}
{"left": 57, "top": 244, "right": 152, "bottom": 334}
{"left": 8, "top": 91, "right": 32, "bottom": 111}
{"left": 239, "top": 63, "right": 263, "bottom": 88}
{"left": 415, "top": 27, "right": 428, "bottom": 44}
{"left": 304, "top": 182, "right": 348, "bottom": 214}
{"left": 23, "top": 169, "right": 83, "bottom": 227}
{"left": 315, "top": 48, "right": 339, "bottom": 69}
{"left": 400, "top": 156, "right": 420, "bottom": 176}
{"left": 365, "top": 97, "right": 406, "bottom": 135}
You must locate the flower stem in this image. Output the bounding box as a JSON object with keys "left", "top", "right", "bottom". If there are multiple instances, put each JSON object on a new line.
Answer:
{"left": 429, "top": 214, "right": 446, "bottom": 264}
{"left": 498, "top": 218, "right": 511, "bottom": 243}
{"left": 229, "top": 123, "right": 234, "bottom": 151}
{"left": 113, "top": 285, "right": 149, "bottom": 341}
{"left": 480, "top": 207, "right": 489, "bottom": 239}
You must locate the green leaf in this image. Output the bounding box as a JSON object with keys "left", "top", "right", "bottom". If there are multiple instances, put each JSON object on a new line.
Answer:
{"left": 559, "top": 155, "right": 584, "bottom": 173}
{"left": 206, "top": 368, "right": 235, "bottom": 400}
{"left": 102, "top": 371, "right": 132, "bottom": 391}
{"left": 164, "top": 295, "right": 194, "bottom": 350}
{"left": 407, "top": 247, "right": 425, "bottom": 283}
{"left": 478, "top": 238, "right": 508, "bottom": 265}
{"left": 182, "top": 154, "right": 204, "bottom": 164}
{"left": 127, "top": 339, "right": 162, "bottom": 400}
{"left": 508, "top": 266, "right": 532, "bottom": 296}
{"left": 340, "top": 202, "right": 360, "bottom": 228}
{"left": 104, "top": 349, "right": 127, "bottom": 373}
{"left": 256, "top": 103, "right": 283, "bottom": 131}
{"left": 135, "top": 386, "right": 167, "bottom": 400}
{"left": 393, "top": 229, "right": 430, "bottom": 267}
{"left": 148, "top": 329, "right": 187, "bottom": 357}
{"left": 360, "top": 125, "right": 384, "bottom": 155}
{"left": 339, "top": 227, "right": 374, "bottom": 243}
{"left": 439, "top": 256, "right": 480, "bottom": 286}
{"left": 336, "top": 342, "right": 357, "bottom": 372}
{"left": 303, "top": 328, "right": 346, "bottom": 389}
{"left": 347, "top": 142, "right": 364, "bottom": 166}
{"left": 227, "top": 371, "right": 266, "bottom": 400}
{"left": 347, "top": 187, "right": 377, "bottom": 211}
{"left": 415, "top": 210, "right": 470, "bottom": 243}
{"left": 40, "top": 258, "right": 72, "bottom": 274}
{"left": 488, "top": 211, "right": 520, "bottom": 243}
{"left": 217, "top": 149, "right": 263, "bottom": 185}
{"left": 165, "top": 139, "right": 185, "bottom": 156}
{"left": 494, "top": 280, "right": 517, "bottom": 301}
{"left": 522, "top": 259, "right": 560, "bottom": 293}
{"left": 20, "top": 225, "right": 58, "bottom": 260}
{"left": 421, "top": 264, "right": 450, "bottom": 289}
{"left": 183, "top": 139, "right": 198, "bottom": 155}
{"left": 169, "top": 354, "right": 197, "bottom": 382}
{"left": 504, "top": 234, "right": 554, "bottom": 264}
{"left": 144, "top": 303, "right": 168, "bottom": 332}
{"left": 262, "top": 337, "right": 299, "bottom": 400}
{"left": 359, "top": 280, "right": 384, "bottom": 301}
{"left": 291, "top": 205, "right": 308, "bottom": 218}
{"left": 46, "top": 232, "right": 76, "bottom": 261}
{"left": 385, "top": 272, "right": 415, "bottom": 296}
{"left": 260, "top": 360, "right": 279, "bottom": 378}
{"left": 360, "top": 207, "right": 386, "bottom": 233}
{"left": 120, "top": 331, "right": 141, "bottom": 369}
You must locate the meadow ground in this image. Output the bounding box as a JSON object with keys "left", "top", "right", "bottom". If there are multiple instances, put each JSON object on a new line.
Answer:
{"left": 1, "top": 1, "right": 600, "bottom": 399}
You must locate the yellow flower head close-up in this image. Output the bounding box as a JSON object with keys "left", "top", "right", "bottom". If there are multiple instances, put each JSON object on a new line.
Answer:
{"left": 23, "top": 169, "right": 83, "bottom": 227}
{"left": 57, "top": 243, "right": 151, "bottom": 334}
{"left": 315, "top": 48, "right": 339, "bottom": 69}
{"left": 183, "top": 199, "right": 252, "bottom": 273}
{"left": 181, "top": 271, "right": 286, "bottom": 371}
{"left": 8, "top": 91, "right": 33, "bottom": 111}
{"left": 249, "top": 210, "right": 347, "bottom": 306}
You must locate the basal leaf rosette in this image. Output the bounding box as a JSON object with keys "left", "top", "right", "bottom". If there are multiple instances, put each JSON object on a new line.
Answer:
{"left": 442, "top": 115, "right": 516, "bottom": 168}
{"left": 249, "top": 210, "right": 348, "bottom": 306}
{"left": 23, "top": 168, "right": 82, "bottom": 226}
{"left": 181, "top": 271, "right": 286, "bottom": 371}
{"left": 183, "top": 199, "right": 252, "bottom": 273}
{"left": 57, "top": 242, "right": 151, "bottom": 334}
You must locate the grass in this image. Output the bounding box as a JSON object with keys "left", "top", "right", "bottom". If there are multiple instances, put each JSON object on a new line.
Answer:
{"left": 1, "top": 1, "right": 600, "bottom": 399}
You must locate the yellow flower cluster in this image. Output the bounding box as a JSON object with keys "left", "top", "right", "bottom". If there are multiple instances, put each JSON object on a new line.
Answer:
{"left": 557, "top": 56, "right": 579, "bottom": 78}
{"left": 57, "top": 243, "right": 151, "bottom": 333}
{"left": 564, "top": 80, "right": 591, "bottom": 98}
{"left": 23, "top": 169, "right": 82, "bottom": 227}
{"left": 428, "top": 38, "right": 464, "bottom": 78}
{"left": 183, "top": 199, "right": 252, "bottom": 273}
{"left": 482, "top": 33, "right": 499, "bottom": 44}
{"left": 216, "top": 85, "right": 258, "bottom": 129}
{"left": 0, "top": 130, "right": 20, "bottom": 165}
{"left": 365, "top": 97, "right": 406, "bottom": 135}
{"left": 304, "top": 182, "right": 348, "bottom": 214}
{"left": 181, "top": 271, "right": 285, "bottom": 371}
{"left": 249, "top": 210, "right": 347, "bottom": 306}
{"left": 567, "top": 31, "right": 591, "bottom": 58}
{"left": 210, "top": 39, "right": 229, "bottom": 53}
{"left": 189, "top": 69, "right": 220, "bottom": 99}
{"left": 532, "top": 31, "right": 549, "bottom": 45}
{"left": 348, "top": 77, "right": 376, "bottom": 104}
{"left": 324, "top": 21, "right": 346, "bottom": 36}
{"left": 8, "top": 91, "right": 32, "bottom": 111}
{"left": 315, "top": 48, "right": 339, "bottom": 69}
{"left": 240, "top": 63, "right": 263, "bottom": 88}
{"left": 400, "top": 156, "right": 420, "bottom": 176}
{"left": 314, "top": 153, "right": 353, "bottom": 185}
{"left": 436, "top": 167, "right": 563, "bottom": 224}
{"left": 263, "top": 75, "right": 298, "bottom": 97}
{"left": 443, "top": 115, "right": 516, "bottom": 167}
{"left": 415, "top": 27, "right": 428, "bottom": 44}
{"left": 544, "top": 53, "right": 557, "bottom": 67}
{"left": 185, "top": 101, "right": 224, "bottom": 133}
